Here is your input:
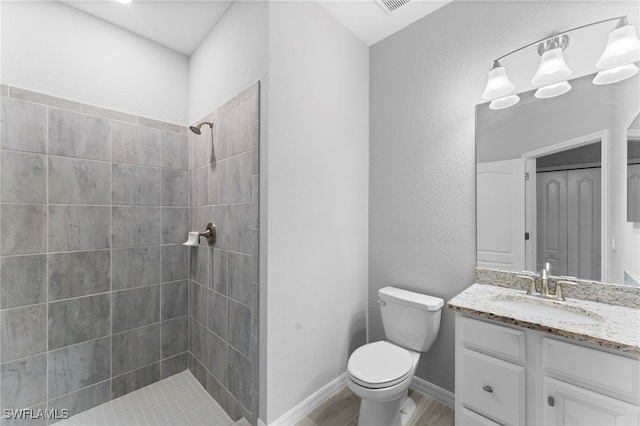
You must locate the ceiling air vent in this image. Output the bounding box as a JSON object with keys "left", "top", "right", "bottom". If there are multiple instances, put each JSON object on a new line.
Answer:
{"left": 374, "top": 0, "right": 411, "bottom": 14}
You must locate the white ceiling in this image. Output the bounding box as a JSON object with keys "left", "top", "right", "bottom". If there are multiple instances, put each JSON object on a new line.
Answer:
{"left": 61, "top": 0, "right": 234, "bottom": 55}
{"left": 60, "top": 0, "right": 452, "bottom": 55}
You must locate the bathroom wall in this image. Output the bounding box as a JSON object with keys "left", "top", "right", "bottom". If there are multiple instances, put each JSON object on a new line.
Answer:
{"left": 265, "top": 2, "right": 369, "bottom": 423}
{"left": 369, "top": 0, "right": 638, "bottom": 394}
{"left": 187, "top": 83, "right": 260, "bottom": 424}
{"left": 0, "top": 86, "right": 189, "bottom": 418}
{"left": 0, "top": 1, "right": 189, "bottom": 125}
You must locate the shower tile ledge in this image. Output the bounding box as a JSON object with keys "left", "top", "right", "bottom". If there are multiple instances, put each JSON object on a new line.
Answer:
{"left": 448, "top": 283, "right": 640, "bottom": 355}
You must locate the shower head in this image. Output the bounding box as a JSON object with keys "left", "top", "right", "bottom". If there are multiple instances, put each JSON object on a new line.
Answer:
{"left": 189, "top": 121, "right": 213, "bottom": 135}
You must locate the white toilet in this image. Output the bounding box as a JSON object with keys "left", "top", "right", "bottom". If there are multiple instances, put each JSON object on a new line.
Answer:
{"left": 347, "top": 286, "right": 444, "bottom": 426}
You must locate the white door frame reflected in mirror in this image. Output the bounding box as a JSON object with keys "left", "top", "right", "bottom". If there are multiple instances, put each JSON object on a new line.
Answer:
{"left": 522, "top": 130, "right": 610, "bottom": 281}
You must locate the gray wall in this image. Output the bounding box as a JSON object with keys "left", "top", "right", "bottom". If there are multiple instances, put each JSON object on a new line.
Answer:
{"left": 369, "top": 0, "right": 636, "bottom": 393}
{"left": 0, "top": 86, "right": 189, "bottom": 419}
{"left": 187, "top": 83, "right": 259, "bottom": 424}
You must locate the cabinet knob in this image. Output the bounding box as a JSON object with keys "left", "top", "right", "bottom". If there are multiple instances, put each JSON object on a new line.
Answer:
{"left": 548, "top": 396, "right": 555, "bottom": 407}
{"left": 482, "top": 385, "right": 493, "bottom": 393}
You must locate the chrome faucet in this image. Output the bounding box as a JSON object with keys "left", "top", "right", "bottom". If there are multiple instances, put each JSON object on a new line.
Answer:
{"left": 518, "top": 262, "right": 577, "bottom": 301}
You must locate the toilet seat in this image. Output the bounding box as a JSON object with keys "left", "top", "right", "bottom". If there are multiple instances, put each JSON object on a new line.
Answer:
{"left": 347, "top": 341, "right": 413, "bottom": 389}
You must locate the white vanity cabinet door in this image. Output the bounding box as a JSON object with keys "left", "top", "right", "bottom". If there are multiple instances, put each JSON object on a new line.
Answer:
{"left": 460, "top": 348, "right": 525, "bottom": 426}
{"left": 458, "top": 407, "right": 502, "bottom": 426}
{"left": 543, "top": 377, "right": 640, "bottom": 426}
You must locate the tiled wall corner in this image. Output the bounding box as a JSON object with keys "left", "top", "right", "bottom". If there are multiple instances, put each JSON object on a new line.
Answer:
{"left": 187, "top": 81, "right": 260, "bottom": 424}
{"left": 0, "top": 88, "right": 189, "bottom": 423}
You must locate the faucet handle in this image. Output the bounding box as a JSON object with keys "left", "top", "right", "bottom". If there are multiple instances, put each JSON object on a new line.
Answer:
{"left": 554, "top": 280, "right": 577, "bottom": 301}
{"left": 518, "top": 275, "right": 539, "bottom": 295}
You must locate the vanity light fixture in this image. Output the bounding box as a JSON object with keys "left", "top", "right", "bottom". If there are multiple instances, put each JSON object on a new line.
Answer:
{"left": 481, "top": 15, "right": 640, "bottom": 110}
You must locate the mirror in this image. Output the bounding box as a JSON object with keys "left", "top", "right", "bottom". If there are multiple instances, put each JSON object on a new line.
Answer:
{"left": 476, "top": 72, "right": 640, "bottom": 286}
{"left": 628, "top": 114, "right": 640, "bottom": 223}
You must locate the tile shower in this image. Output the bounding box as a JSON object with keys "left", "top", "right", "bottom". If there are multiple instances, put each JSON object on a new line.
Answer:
{"left": 0, "top": 83, "right": 259, "bottom": 424}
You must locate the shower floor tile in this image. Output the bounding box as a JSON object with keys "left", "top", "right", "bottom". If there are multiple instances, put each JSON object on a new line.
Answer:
{"left": 57, "top": 371, "right": 233, "bottom": 426}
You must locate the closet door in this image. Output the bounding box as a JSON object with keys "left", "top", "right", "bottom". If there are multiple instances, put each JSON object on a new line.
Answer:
{"left": 567, "top": 168, "right": 601, "bottom": 280}
{"left": 537, "top": 171, "right": 568, "bottom": 275}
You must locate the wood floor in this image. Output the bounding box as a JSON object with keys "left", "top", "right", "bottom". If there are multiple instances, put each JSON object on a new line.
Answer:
{"left": 293, "top": 387, "right": 454, "bottom": 426}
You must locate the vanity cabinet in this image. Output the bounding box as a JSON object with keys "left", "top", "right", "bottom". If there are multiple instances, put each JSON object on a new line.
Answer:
{"left": 455, "top": 313, "right": 640, "bottom": 426}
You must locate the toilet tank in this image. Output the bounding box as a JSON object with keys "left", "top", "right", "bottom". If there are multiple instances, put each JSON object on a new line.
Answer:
{"left": 379, "top": 286, "right": 444, "bottom": 352}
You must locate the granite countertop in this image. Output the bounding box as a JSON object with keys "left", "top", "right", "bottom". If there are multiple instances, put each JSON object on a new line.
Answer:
{"left": 447, "top": 283, "right": 640, "bottom": 355}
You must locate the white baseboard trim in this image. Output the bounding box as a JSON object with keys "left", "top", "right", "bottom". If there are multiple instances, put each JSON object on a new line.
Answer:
{"left": 267, "top": 373, "right": 347, "bottom": 426}
{"left": 410, "top": 376, "right": 455, "bottom": 409}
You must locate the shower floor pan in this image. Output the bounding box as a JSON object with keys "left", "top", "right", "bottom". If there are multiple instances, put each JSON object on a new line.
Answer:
{"left": 57, "top": 371, "right": 233, "bottom": 426}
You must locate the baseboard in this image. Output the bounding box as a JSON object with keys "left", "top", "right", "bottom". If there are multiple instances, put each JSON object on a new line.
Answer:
{"left": 268, "top": 373, "right": 347, "bottom": 426}
{"left": 410, "top": 376, "right": 455, "bottom": 408}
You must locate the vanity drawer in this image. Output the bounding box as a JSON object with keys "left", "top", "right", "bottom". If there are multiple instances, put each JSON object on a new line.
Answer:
{"left": 460, "top": 348, "right": 525, "bottom": 426}
{"left": 459, "top": 315, "right": 525, "bottom": 363}
{"left": 458, "top": 407, "right": 502, "bottom": 426}
{"left": 543, "top": 338, "right": 640, "bottom": 402}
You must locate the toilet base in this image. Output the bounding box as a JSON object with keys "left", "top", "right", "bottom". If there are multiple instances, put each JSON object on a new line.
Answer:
{"left": 357, "top": 393, "right": 415, "bottom": 426}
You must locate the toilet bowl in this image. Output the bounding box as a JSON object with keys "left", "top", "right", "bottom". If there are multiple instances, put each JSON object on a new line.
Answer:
{"left": 347, "top": 287, "right": 443, "bottom": 426}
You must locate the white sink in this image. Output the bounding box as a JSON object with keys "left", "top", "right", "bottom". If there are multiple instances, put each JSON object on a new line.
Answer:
{"left": 489, "top": 295, "right": 604, "bottom": 325}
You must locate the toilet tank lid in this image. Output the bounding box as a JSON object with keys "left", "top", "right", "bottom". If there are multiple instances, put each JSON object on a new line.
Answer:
{"left": 378, "top": 286, "right": 444, "bottom": 311}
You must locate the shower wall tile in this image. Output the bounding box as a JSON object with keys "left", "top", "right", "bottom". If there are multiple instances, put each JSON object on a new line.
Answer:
{"left": 111, "top": 206, "right": 161, "bottom": 248}
{"left": 82, "top": 103, "right": 137, "bottom": 124}
{"left": 48, "top": 294, "right": 110, "bottom": 349}
{"left": 0, "top": 255, "right": 47, "bottom": 309}
{"left": 111, "top": 324, "right": 160, "bottom": 376}
{"left": 111, "top": 285, "right": 159, "bottom": 333}
{"left": 161, "top": 169, "right": 188, "bottom": 207}
{"left": 228, "top": 252, "right": 251, "bottom": 306}
{"left": 1, "top": 86, "right": 190, "bottom": 416}
{"left": 190, "top": 282, "right": 208, "bottom": 326}
{"left": 188, "top": 83, "right": 260, "bottom": 421}
{"left": 189, "top": 245, "right": 208, "bottom": 286}
{"left": 112, "top": 121, "right": 161, "bottom": 167}
{"left": 48, "top": 250, "right": 111, "bottom": 300}
{"left": 161, "top": 281, "right": 187, "bottom": 320}
{"left": 10, "top": 88, "right": 81, "bottom": 113}
{"left": 48, "top": 205, "right": 110, "bottom": 252}
{"left": 111, "top": 362, "right": 160, "bottom": 400}
{"left": 48, "top": 157, "right": 110, "bottom": 205}
{"left": 206, "top": 331, "right": 228, "bottom": 387}
{"left": 161, "top": 131, "right": 188, "bottom": 170}
{"left": 228, "top": 300, "right": 251, "bottom": 358}
{"left": 160, "top": 353, "right": 187, "bottom": 379}
{"left": 0, "top": 151, "right": 47, "bottom": 203}
{"left": 208, "top": 290, "right": 228, "bottom": 340}
{"left": 161, "top": 244, "right": 188, "bottom": 283}
{"left": 161, "top": 316, "right": 187, "bottom": 358}
{"left": 112, "top": 246, "right": 161, "bottom": 290}
{"left": 211, "top": 249, "right": 228, "bottom": 294}
{"left": 221, "top": 151, "right": 253, "bottom": 204}
{"left": 0, "top": 354, "right": 47, "bottom": 409}
{"left": 47, "top": 337, "right": 110, "bottom": 399}
{"left": 112, "top": 163, "right": 161, "bottom": 206}
{"left": 48, "top": 381, "right": 110, "bottom": 420}
{"left": 161, "top": 207, "right": 188, "bottom": 244}
{"left": 190, "top": 166, "right": 209, "bottom": 207}
{"left": 138, "top": 116, "right": 184, "bottom": 134}
{"left": 0, "top": 304, "right": 47, "bottom": 362}
{"left": 226, "top": 203, "right": 254, "bottom": 255}
{"left": 1, "top": 204, "right": 47, "bottom": 255}
{"left": 0, "top": 97, "right": 47, "bottom": 154}
{"left": 228, "top": 348, "right": 251, "bottom": 410}
{"left": 48, "top": 108, "right": 110, "bottom": 161}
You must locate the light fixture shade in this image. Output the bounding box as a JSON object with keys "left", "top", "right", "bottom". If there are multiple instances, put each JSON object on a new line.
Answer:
{"left": 535, "top": 81, "right": 572, "bottom": 99}
{"left": 532, "top": 47, "right": 572, "bottom": 86}
{"left": 482, "top": 62, "right": 515, "bottom": 100}
{"left": 595, "top": 23, "right": 640, "bottom": 69}
{"left": 593, "top": 63, "right": 639, "bottom": 85}
{"left": 489, "top": 95, "right": 520, "bottom": 110}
